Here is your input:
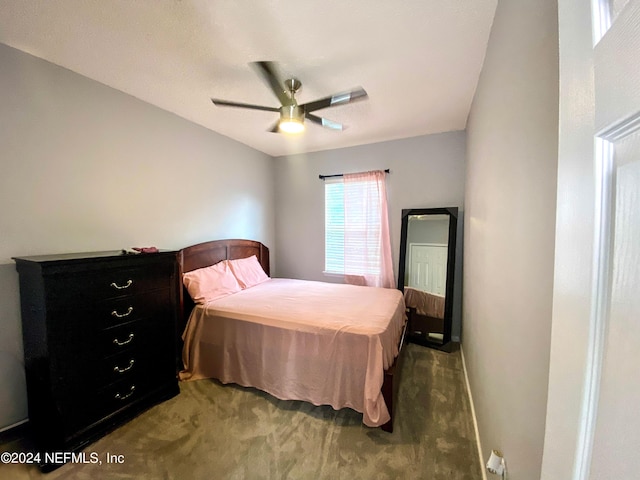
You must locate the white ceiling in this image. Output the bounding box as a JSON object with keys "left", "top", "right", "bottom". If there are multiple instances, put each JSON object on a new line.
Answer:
{"left": 0, "top": 0, "right": 497, "bottom": 157}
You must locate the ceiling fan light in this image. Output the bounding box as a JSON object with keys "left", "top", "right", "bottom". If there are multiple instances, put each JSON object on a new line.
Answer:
{"left": 279, "top": 119, "right": 305, "bottom": 134}
{"left": 279, "top": 105, "right": 305, "bottom": 134}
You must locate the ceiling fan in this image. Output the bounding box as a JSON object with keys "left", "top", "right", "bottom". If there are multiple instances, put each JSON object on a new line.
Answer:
{"left": 211, "top": 61, "right": 368, "bottom": 134}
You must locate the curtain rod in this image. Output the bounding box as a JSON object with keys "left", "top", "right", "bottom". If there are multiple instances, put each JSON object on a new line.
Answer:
{"left": 318, "top": 169, "right": 389, "bottom": 180}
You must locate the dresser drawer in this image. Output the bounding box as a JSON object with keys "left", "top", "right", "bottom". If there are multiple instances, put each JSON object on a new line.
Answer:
{"left": 97, "top": 289, "right": 173, "bottom": 329}
{"left": 100, "top": 317, "right": 171, "bottom": 358}
{"left": 47, "top": 289, "right": 173, "bottom": 333}
{"left": 46, "top": 263, "right": 174, "bottom": 305}
{"left": 92, "top": 375, "right": 176, "bottom": 427}
{"left": 57, "top": 346, "right": 174, "bottom": 393}
{"left": 98, "top": 350, "right": 168, "bottom": 387}
{"left": 57, "top": 372, "right": 174, "bottom": 437}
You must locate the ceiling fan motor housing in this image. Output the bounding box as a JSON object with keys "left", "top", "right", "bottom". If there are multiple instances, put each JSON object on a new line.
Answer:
{"left": 280, "top": 104, "right": 304, "bottom": 123}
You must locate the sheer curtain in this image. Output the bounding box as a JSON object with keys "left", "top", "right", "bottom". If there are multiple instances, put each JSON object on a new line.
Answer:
{"left": 343, "top": 170, "right": 395, "bottom": 288}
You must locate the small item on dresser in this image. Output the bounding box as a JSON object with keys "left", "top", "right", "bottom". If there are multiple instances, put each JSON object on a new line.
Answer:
{"left": 132, "top": 246, "right": 159, "bottom": 253}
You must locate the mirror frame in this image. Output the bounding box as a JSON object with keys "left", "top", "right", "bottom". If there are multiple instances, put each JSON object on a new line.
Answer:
{"left": 397, "top": 207, "right": 458, "bottom": 350}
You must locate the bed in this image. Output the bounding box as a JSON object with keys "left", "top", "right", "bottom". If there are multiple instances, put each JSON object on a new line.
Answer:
{"left": 176, "top": 239, "right": 407, "bottom": 432}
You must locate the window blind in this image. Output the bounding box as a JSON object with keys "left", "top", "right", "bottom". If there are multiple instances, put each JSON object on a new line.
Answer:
{"left": 324, "top": 177, "right": 382, "bottom": 275}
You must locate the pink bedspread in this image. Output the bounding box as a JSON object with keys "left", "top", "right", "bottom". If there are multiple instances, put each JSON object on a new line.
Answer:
{"left": 180, "top": 278, "right": 406, "bottom": 427}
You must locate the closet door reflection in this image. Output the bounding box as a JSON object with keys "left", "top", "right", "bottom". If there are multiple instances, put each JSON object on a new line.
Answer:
{"left": 398, "top": 208, "right": 457, "bottom": 351}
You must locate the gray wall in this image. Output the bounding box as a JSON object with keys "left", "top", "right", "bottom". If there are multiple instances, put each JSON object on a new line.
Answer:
{"left": 407, "top": 217, "right": 450, "bottom": 246}
{"left": 0, "top": 43, "right": 275, "bottom": 430}
{"left": 463, "top": 0, "right": 558, "bottom": 479}
{"left": 273, "top": 132, "right": 466, "bottom": 339}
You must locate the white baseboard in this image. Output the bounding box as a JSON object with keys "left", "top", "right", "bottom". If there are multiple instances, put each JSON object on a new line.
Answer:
{"left": 460, "top": 345, "right": 487, "bottom": 480}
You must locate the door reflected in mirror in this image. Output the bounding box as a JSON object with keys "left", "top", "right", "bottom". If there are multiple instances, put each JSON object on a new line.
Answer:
{"left": 405, "top": 214, "right": 450, "bottom": 294}
{"left": 398, "top": 208, "right": 457, "bottom": 351}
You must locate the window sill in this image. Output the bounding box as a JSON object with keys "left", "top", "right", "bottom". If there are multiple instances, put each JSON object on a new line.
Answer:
{"left": 322, "top": 271, "right": 344, "bottom": 279}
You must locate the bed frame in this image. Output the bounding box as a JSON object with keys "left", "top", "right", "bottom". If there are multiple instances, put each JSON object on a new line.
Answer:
{"left": 176, "top": 239, "right": 406, "bottom": 432}
{"left": 407, "top": 308, "right": 445, "bottom": 336}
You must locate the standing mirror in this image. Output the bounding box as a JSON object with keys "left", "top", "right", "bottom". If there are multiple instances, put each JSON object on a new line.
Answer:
{"left": 398, "top": 207, "right": 458, "bottom": 351}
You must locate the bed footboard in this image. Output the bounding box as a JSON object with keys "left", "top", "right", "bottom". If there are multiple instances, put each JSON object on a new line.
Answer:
{"left": 380, "top": 321, "right": 407, "bottom": 433}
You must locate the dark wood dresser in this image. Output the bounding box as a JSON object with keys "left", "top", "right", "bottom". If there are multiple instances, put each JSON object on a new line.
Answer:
{"left": 13, "top": 251, "right": 180, "bottom": 470}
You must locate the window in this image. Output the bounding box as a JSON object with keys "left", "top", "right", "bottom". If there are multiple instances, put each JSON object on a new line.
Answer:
{"left": 324, "top": 176, "right": 383, "bottom": 276}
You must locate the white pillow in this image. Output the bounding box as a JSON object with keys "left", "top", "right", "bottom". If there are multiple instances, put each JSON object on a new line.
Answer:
{"left": 227, "top": 255, "right": 270, "bottom": 289}
{"left": 182, "top": 261, "right": 242, "bottom": 304}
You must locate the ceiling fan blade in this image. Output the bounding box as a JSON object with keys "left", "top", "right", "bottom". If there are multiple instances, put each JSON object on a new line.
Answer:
{"left": 251, "top": 61, "right": 291, "bottom": 106}
{"left": 211, "top": 98, "right": 279, "bottom": 112}
{"left": 268, "top": 120, "right": 280, "bottom": 133}
{"left": 300, "top": 87, "right": 368, "bottom": 113}
{"left": 306, "top": 113, "right": 344, "bottom": 131}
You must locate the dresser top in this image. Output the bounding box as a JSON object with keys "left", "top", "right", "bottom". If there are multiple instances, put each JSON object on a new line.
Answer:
{"left": 13, "top": 250, "right": 176, "bottom": 264}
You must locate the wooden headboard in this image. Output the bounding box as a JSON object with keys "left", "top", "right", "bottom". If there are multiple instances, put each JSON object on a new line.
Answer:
{"left": 176, "top": 239, "right": 270, "bottom": 363}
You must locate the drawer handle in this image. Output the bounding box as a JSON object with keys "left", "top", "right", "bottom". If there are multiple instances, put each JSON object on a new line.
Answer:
{"left": 114, "top": 385, "right": 136, "bottom": 401}
{"left": 110, "top": 279, "right": 133, "bottom": 290}
{"left": 113, "top": 359, "right": 135, "bottom": 373}
{"left": 113, "top": 333, "right": 134, "bottom": 346}
{"left": 111, "top": 306, "right": 134, "bottom": 318}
